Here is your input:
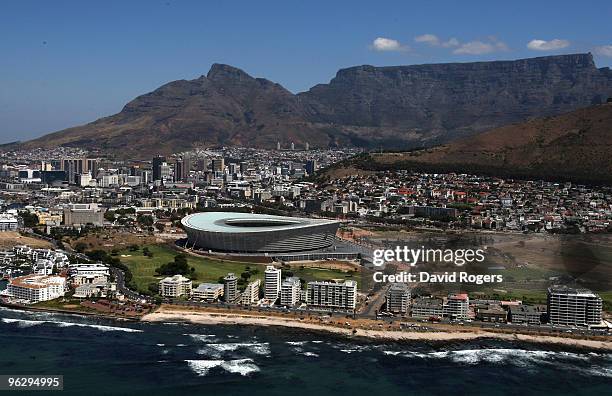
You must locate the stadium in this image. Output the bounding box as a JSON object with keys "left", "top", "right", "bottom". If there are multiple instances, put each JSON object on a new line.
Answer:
{"left": 181, "top": 212, "right": 340, "bottom": 253}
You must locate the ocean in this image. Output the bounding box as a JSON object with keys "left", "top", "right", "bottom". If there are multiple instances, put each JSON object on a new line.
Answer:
{"left": 0, "top": 306, "right": 610, "bottom": 396}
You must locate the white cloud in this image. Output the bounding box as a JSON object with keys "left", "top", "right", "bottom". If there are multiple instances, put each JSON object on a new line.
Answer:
{"left": 371, "top": 37, "right": 408, "bottom": 52}
{"left": 527, "top": 39, "right": 570, "bottom": 51}
{"left": 441, "top": 37, "right": 460, "bottom": 48}
{"left": 414, "top": 34, "right": 440, "bottom": 46}
{"left": 414, "top": 34, "right": 459, "bottom": 48}
{"left": 594, "top": 45, "right": 612, "bottom": 57}
{"left": 453, "top": 39, "right": 508, "bottom": 55}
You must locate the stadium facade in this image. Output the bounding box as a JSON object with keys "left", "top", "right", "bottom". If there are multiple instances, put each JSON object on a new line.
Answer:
{"left": 181, "top": 212, "right": 340, "bottom": 253}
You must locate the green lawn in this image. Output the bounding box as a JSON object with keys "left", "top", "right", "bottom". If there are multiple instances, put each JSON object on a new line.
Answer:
{"left": 118, "top": 244, "right": 359, "bottom": 294}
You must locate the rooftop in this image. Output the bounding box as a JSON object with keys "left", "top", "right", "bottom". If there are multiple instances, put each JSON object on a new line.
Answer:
{"left": 181, "top": 212, "right": 338, "bottom": 233}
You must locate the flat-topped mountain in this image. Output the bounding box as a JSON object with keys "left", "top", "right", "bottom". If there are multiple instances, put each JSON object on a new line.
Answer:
{"left": 22, "top": 53, "right": 612, "bottom": 157}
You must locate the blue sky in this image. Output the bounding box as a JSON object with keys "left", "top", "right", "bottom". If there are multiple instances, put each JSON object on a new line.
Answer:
{"left": 1, "top": 0, "right": 611, "bottom": 143}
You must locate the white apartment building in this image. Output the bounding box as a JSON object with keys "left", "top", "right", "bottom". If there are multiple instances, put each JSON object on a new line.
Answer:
{"left": 264, "top": 266, "right": 281, "bottom": 302}
{"left": 444, "top": 293, "right": 470, "bottom": 320}
{"left": 71, "top": 273, "right": 108, "bottom": 286}
{"left": 159, "top": 275, "right": 192, "bottom": 298}
{"left": 3, "top": 275, "right": 66, "bottom": 303}
{"left": 68, "top": 263, "right": 110, "bottom": 278}
{"left": 223, "top": 273, "right": 238, "bottom": 302}
{"left": 385, "top": 283, "right": 411, "bottom": 314}
{"left": 306, "top": 280, "right": 357, "bottom": 310}
{"left": 0, "top": 212, "right": 19, "bottom": 231}
{"left": 547, "top": 286, "right": 603, "bottom": 326}
{"left": 241, "top": 279, "right": 261, "bottom": 305}
{"left": 280, "top": 277, "right": 301, "bottom": 306}
{"left": 192, "top": 283, "right": 224, "bottom": 302}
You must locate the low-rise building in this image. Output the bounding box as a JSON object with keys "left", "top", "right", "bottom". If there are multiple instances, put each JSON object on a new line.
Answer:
{"left": 68, "top": 263, "right": 110, "bottom": 278}
{"left": 508, "top": 305, "right": 543, "bottom": 325}
{"left": 192, "top": 283, "right": 224, "bottom": 302}
{"left": 2, "top": 274, "right": 66, "bottom": 303}
{"left": 159, "top": 274, "right": 192, "bottom": 298}
{"left": 411, "top": 297, "right": 444, "bottom": 319}
{"left": 476, "top": 306, "right": 507, "bottom": 323}
{"left": 0, "top": 212, "right": 19, "bottom": 231}
{"left": 63, "top": 203, "right": 105, "bottom": 226}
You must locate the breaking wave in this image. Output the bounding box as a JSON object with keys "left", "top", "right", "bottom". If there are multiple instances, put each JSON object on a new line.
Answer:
{"left": 1, "top": 317, "right": 142, "bottom": 333}
{"left": 185, "top": 358, "right": 259, "bottom": 376}
{"left": 196, "top": 342, "right": 271, "bottom": 357}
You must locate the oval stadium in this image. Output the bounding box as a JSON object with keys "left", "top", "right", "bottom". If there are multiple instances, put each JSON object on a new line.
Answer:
{"left": 181, "top": 212, "right": 340, "bottom": 253}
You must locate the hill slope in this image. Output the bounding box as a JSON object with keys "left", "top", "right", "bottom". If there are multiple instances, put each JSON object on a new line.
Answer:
{"left": 22, "top": 53, "right": 612, "bottom": 157}
{"left": 344, "top": 103, "right": 612, "bottom": 184}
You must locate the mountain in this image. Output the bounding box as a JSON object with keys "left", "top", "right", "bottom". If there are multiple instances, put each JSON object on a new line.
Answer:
{"left": 332, "top": 103, "right": 612, "bottom": 184}
{"left": 22, "top": 53, "right": 612, "bottom": 157}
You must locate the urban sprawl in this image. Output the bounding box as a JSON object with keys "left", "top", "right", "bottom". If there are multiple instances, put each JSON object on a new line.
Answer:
{"left": 0, "top": 144, "right": 610, "bottom": 335}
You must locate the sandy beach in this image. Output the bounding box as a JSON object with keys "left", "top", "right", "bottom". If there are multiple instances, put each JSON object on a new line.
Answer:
{"left": 142, "top": 306, "right": 612, "bottom": 351}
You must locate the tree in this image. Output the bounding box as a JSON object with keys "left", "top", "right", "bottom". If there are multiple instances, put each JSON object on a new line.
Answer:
{"left": 137, "top": 214, "right": 154, "bottom": 227}
{"left": 148, "top": 282, "right": 159, "bottom": 295}
{"left": 20, "top": 212, "right": 39, "bottom": 228}
{"left": 155, "top": 223, "right": 165, "bottom": 232}
{"left": 104, "top": 211, "right": 116, "bottom": 222}
{"left": 74, "top": 242, "right": 88, "bottom": 253}
{"left": 155, "top": 254, "right": 193, "bottom": 276}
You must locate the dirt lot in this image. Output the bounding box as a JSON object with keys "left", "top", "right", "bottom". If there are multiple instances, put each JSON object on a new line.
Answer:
{"left": 70, "top": 230, "right": 157, "bottom": 251}
{"left": 0, "top": 232, "right": 54, "bottom": 249}
{"left": 286, "top": 260, "right": 361, "bottom": 272}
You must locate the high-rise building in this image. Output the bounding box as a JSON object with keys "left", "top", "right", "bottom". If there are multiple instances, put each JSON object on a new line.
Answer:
{"left": 196, "top": 157, "right": 209, "bottom": 172}
{"left": 241, "top": 279, "right": 261, "bottom": 305}
{"left": 276, "top": 141, "right": 281, "bottom": 150}
{"left": 281, "top": 277, "right": 301, "bottom": 306}
{"left": 264, "top": 266, "right": 281, "bottom": 302}
{"left": 175, "top": 155, "right": 192, "bottom": 181}
{"left": 306, "top": 280, "right": 357, "bottom": 310}
{"left": 212, "top": 158, "right": 225, "bottom": 173}
{"left": 290, "top": 142, "right": 295, "bottom": 151}
{"left": 61, "top": 158, "right": 95, "bottom": 184}
{"left": 223, "top": 273, "right": 238, "bottom": 303}
{"left": 239, "top": 162, "right": 248, "bottom": 174}
{"left": 305, "top": 142, "right": 309, "bottom": 151}
{"left": 385, "top": 283, "right": 411, "bottom": 313}
{"left": 305, "top": 160, "right": 317, "bottom": 175}
{"left": 192, "top": 283, "right": 224, "bottom": 302}
{"left": 547, "top": 286, "right": 602, "bottom": 326}
{"left": 152, "top": 156, "right": 166, "bottom": 181}
{"left": 444, "top": 293, "right": 469, "bottom": 320}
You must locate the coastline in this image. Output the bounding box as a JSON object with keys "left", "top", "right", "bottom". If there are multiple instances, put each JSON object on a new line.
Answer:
{"left": 3, "top": 301, "right": 610, "bottom": 351}
{"left": 142, "top": 306, "right": 612, "bottom": 351}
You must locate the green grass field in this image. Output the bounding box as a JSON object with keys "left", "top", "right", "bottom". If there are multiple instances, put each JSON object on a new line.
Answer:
{"left": 118, "top": 244, "right": 359, "bottom": 295}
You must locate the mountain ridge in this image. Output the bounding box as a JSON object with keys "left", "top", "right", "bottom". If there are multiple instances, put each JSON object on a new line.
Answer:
{"left": 20, "top": 53, "right": 612, "bottom": 158}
